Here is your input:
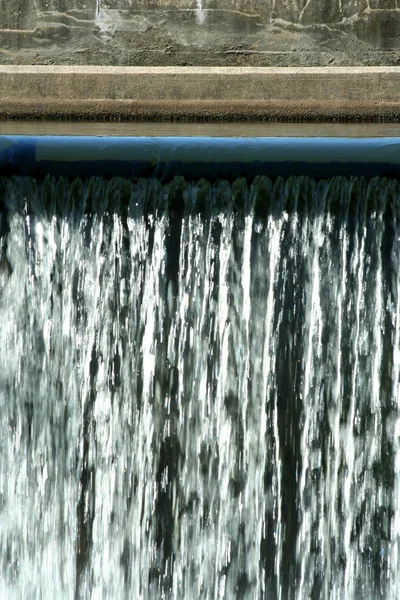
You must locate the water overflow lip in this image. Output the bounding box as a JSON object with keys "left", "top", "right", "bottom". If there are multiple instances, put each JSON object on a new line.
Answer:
{"left": 1, "top": 135, "right": 400, "bottom": 181}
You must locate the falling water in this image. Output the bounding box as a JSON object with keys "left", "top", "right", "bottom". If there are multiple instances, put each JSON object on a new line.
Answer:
{"left": 0, "top": 173, "right": 400, "bottom": 599}
{"left": 196, "top": 0, "right": 206, "bottom": 25}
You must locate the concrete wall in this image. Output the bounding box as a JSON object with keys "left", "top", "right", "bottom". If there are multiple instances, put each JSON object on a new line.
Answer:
{"left": 2, "top": 65, "right": 400, "bottom": 122}
{"left": 1, "top": 1, "right": 400, "bottom": 66}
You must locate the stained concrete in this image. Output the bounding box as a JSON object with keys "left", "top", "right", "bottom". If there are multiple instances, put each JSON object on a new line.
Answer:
{"left": 0, "top": 65, "right": 399, "bottom": 121}
{"left": 1, "top": 1, "right": 400, "bottom": 67}
{"left": 3, "top": 121, "right": 400, "bottom": 136}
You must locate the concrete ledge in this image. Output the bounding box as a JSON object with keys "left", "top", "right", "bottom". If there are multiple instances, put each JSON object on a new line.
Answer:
{"left": 1, "top": 66, "right": 400, "bottom": 121}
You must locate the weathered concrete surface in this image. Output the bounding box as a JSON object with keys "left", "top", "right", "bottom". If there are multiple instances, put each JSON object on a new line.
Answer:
{"left": 1, "top": 66, "right": 400, "bottom": 120}
{"left": 2, "top": 121, "right": 400, "bottom": 137}
{"left": 1, "top": 1, "right": 400, "bottom": 67}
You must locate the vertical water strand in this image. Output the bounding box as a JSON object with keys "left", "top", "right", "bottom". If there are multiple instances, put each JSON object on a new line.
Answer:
{"left": 19, "top": 180, "right": 54, "bottom": 596}
{"left": 41, "top": 179, "right": 66, "bottom": 596}
{"left": 172, "top": 200, "right": 201, "bottom": 599}
{"left": 75, "top": 188, "right": 110, "bottom": 597}
{"left": 213, "top": 202, "right": 237, "bottom": 599}
{"left": 246, "top": 180, "right": 273, "bottom": 599}
{"left": 51, "top": 179, "right": 85, "bottom": 600}
{"left": 173, "top": 194, "right": 235, "bottom": 599}
{"left": 194, "top": 198, "right": 221, "bottom": 599}
{"left": 315, "top": 178, "right": 361, "bottom": 599}
{"left": 342, "top": 179, "right": 367, "bottom": 598}
{"left": 349, "top": 178, "right": 386, "bottom": 598}
{"left": 150, "top": 179, "right": 183, "bottom": 598}
{"left": 87, "top": 184, "right": 131, "bottom": 596}
{"left": 226, "top": 180, "right": 267, "bottom": 598}
{"left": 321, "top": 177, "right": 350, "bottom": 600}
{"left": 389, "top": 179, "right": 400, "bottom": 599}
{"left": 155, "top": 177, "right": 188, "bottom": 598}
{"left": 259, "top": 176, "right": 302, "bottom": 599}
{"left": 0, "top": 177, "right": 84, "bottom": 599}
{"left": 319, "top": 179, "right": 337, "bottom": 600}
{"left": 223, "top": 180, "right": 258, "bottom": 598}
{"left": 172, "top": 184, "right": 262, "bottom": 598}
{"left": 171, "top": 200, "right": 189, "bottom": 599}
{"left": 257, "top": 180, "right": 285, "bottom": 599}
{"left": 0, "top": 182, "right": 32, "bottom": 596}
{"left": 270, "top": 182, "right": 292, "bottom": 600}
{"left": 170, "top": 183, "right": 216, "bottom": 598}
{"left": 79, "top": 197, "right": 108, "bottom": 596}
{"left": 125, "top": 180, "right": 160, "bottom": 598}
{"left": 360, "top": 178, "right": 386, "bottom": 597}
{"left": 308, "top": 179, "right": 333, "bottom": 600}
{"left": 0, "top": 191, "right": 34, "bottom": 597}
{"left": 54, "top": 178, "right": 86, "bottom": 600}
{"left": 196, "top": 0, "right": 206, "bottom": 24}
{"left": 342, "top": 180, "right": 362, "bottom": 599}
{"left": 108, "top": 181, "right": 140, "bottom": 597}
{"left": 246, "top": 180, "right": 270, "bottom": 598}
{"left": 139, "top": 197, "right": 169, "bottom": 597}
{"left": 297, "top": 178, "right": 325, "bottom": 600}
{"left": 35, "top": 183, "right": 67, "bottom": 595}
{"left": 237, "top": 199, "right": 264, "bottom": 599}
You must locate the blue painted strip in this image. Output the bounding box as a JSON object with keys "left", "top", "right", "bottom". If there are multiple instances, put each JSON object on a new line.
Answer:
{"left": 0, "top": 136, "right": 400, "bottom": 179}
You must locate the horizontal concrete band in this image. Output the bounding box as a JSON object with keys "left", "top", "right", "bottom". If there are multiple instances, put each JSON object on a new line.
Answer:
{"left": 1, "top": 66, "right": 400, "bottom": 120}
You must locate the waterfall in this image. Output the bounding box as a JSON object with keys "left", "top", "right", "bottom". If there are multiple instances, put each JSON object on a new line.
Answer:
{"left": 0, "top": 173, "right": 400, "bottom": 599}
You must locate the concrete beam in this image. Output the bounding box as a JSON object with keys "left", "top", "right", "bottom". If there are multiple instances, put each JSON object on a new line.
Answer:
{"left": 1, "top": 66, "right": 400, "bottom": 121}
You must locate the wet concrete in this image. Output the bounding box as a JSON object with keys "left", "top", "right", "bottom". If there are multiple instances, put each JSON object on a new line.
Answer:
{"left": 1, "top": 2, "right": 400, "bottom": 68}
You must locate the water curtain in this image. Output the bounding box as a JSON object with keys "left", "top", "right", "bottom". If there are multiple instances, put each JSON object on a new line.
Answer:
{"left": 1, "top": 138, "right": 400, "bottom": 598}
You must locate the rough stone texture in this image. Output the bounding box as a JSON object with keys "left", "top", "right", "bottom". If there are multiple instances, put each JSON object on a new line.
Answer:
{"left": 1, "top": 1, "right": 400, "bottom": 67}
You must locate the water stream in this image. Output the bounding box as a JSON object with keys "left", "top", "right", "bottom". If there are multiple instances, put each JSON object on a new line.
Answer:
{"left": 0, "top": 174, "right": 399, "bottom": 599}
{"left": 196, "top": 0, "right": 206, "bottom": 25}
